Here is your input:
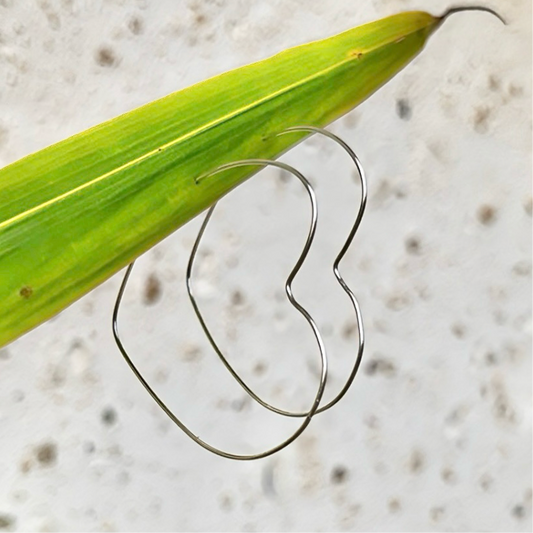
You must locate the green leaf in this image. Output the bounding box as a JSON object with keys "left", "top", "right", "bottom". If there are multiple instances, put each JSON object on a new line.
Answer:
{"left": 0, "top": 11, "right": 441, "bottom": 348}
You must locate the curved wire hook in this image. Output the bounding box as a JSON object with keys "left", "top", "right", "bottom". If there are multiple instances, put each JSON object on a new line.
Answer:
{"left": 188, "top": 126, "right": 366, "bottom": 417}
{"left": 113, "top": 158, "right": 328, "bottom": 460}
{"left": 439, "top": 6, "right": 506, "bottom": 25}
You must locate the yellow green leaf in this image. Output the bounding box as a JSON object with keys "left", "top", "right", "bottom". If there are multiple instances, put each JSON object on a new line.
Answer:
{"left": 0, "top": 8, "right": 502, "bottom": 348}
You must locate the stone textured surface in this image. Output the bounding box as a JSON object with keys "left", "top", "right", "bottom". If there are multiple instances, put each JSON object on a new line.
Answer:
{"left": 0, "top": 1, "right": 531, "bottom": 531}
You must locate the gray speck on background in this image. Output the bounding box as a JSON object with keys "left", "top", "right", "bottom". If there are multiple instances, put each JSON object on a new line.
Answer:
{"left": 524, "top": 196, "right": 533, "bottom": 216}
{"left": 127, "top": 15, "right": 144, "bottom": 36}
{"left": 34, "top": 442, "right": 58, "bottom": 467}
{"left": 143, "top": 273, "right": 163, "bottom": 305}
{"left": 101, "top": 406, "right": 118, "bottom": 426}
{"left": 477, "top": 204, "right": 498, "bottom": 225}
{"left": 330, "top": 465, "right": 349, "bottom": 484}
{"left": 396, "top": 98, "right": 412, "bottom": 120}
{"left": 95, "top": 46, "right": 119, "bottom": 67}
{"left": 0, "top": 514, "right": 16, "bottom": 532}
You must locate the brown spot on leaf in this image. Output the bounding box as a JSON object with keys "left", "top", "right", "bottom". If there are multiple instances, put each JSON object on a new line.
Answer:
{"left": 348, "top": 50, "right": 363, "bottom": 59}
{"left": 19, "top": 286, "right": 32, "bottom": 299}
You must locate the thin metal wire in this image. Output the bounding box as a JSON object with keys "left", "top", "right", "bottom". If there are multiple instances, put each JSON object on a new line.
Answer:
{"left": 113, "top": 158, "right": 329, "bottom": 460}
{"left": 439, "top": 6, "right": 506, "bottom": 26}
{"left": 188, "top": 127, "right": 366, "bottom": 417}
{"left": 113, "top": 128, "right": 368, "bottom": 459}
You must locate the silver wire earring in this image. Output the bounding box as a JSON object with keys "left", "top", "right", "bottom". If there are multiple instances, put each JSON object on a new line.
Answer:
{"left": 113, "top": 126, "right": 366, "bottom": 460}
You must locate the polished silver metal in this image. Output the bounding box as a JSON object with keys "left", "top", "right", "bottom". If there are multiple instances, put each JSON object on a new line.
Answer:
{"left": 113, "top": 127, "right": 367, "bottom": 460}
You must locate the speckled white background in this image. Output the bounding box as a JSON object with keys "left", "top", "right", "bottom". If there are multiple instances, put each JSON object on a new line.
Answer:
{"left": 0, "top": 1, "right": 531, "bottom": 532}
